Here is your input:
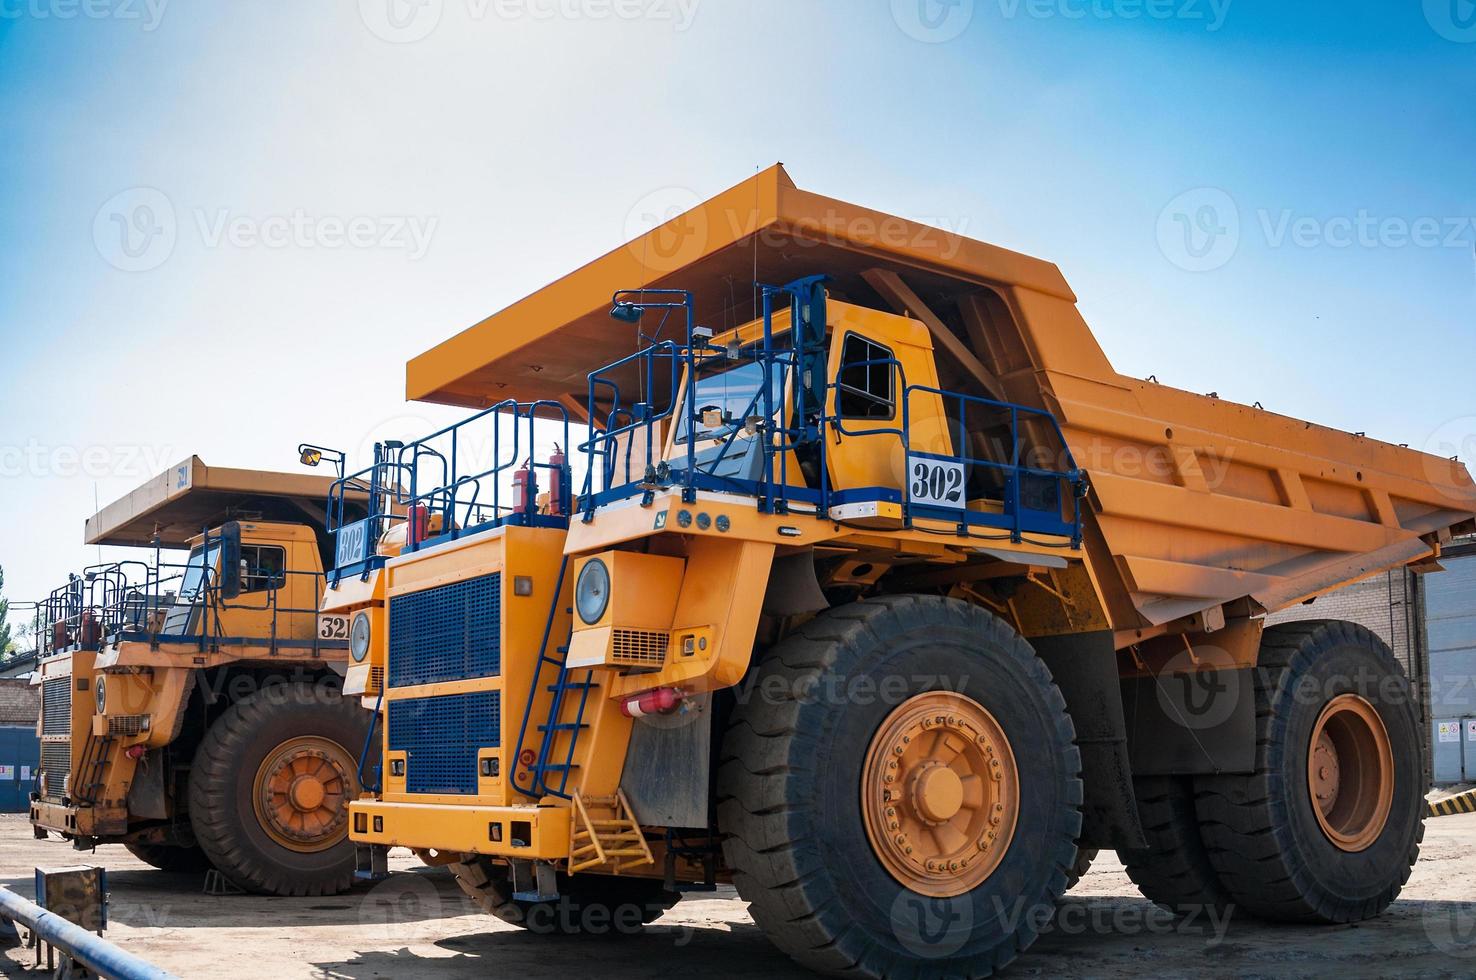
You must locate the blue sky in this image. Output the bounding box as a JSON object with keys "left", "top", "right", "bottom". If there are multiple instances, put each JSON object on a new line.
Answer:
{"left": 1, "top": 0, "right": 1473, "bottom": 609}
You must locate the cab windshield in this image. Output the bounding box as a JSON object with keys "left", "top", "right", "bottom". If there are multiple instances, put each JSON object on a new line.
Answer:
{"left": 674, "top": 358, "right": 787, "bottom": 445}
{"left": 178, "top": 543, "right": 220, "bottom": 600}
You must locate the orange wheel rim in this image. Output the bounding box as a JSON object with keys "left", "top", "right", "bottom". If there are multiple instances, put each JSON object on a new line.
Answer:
{"left": 253, "top": 736, "right": 357, "bottom": 853}
{"left": 1308, "top": 694, "right": 1394, "bottom": 853}
{"left": 861, "top": 692, "right": 1019, "bottom": 897}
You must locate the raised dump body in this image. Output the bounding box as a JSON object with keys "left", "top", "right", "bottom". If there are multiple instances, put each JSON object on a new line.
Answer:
{"left": 357, "top": 167, "right": 1476, "bottom": 978}
{"left": 409, "top": 165, "right": 1476, "bottom": 645}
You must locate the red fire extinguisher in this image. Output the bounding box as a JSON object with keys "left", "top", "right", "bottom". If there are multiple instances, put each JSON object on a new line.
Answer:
{"left": 548, "top": 444, "right": 566, "bottom": 517}
{"left": 513, "top": 459, "right": 536, "bottom": 515}
{"left": 406, "top": 503, "right": 429, "bottom": 548}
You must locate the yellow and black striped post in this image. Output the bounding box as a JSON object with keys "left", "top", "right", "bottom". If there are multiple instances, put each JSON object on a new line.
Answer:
{"left": 1429, "top": 788, "right": 1476, "bottom": 818}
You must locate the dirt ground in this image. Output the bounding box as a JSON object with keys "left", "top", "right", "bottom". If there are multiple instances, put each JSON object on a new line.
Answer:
{"left": 2, "top": 812, "right": 1475, "bottom": 979}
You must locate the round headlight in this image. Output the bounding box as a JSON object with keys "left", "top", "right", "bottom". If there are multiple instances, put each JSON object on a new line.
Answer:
{"left": 95, "top": 676, "right": 106, "bottom": 715}
{"left": 575, "top": 559, "right": 611, "bottom": 625}
{"left": 350, "top": 612, "right": 371, "bottom": 663}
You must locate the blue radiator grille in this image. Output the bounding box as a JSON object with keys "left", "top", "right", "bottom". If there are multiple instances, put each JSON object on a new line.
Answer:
{"left": 388, "top": 573, "right": 501, "bottom": 687}
{"left": 388, "top": 690, "right": 501, "bottom": 795}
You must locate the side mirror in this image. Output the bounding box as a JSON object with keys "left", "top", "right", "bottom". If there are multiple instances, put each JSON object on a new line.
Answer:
{"left": 300, "top": 447, "right": 323, "bottom": 467}
{"left": 218, "top": 522, "right": 242, "bottom": 600}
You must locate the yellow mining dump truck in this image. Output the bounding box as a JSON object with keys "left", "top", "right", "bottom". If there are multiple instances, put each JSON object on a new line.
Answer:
{"left": 339, "top": 166, "right": 1476, "bottom": 976}
{"left": 31, "top": 455, "right": 377, "bottom": 896}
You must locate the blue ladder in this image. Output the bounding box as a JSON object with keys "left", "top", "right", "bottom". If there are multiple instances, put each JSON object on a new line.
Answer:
{"left": 510, "top": 557, "right": 599, "bottom": 800}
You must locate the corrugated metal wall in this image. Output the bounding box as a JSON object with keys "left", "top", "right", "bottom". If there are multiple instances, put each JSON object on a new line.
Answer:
{"left": 1425, "top": 551, "right": 1476, "bottom": 786}
{"left": 0, "top": 725, "right": 39, "bottom": 813}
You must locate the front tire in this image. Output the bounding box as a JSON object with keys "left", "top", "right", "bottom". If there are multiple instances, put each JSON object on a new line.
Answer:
{"left": 1194, "top": 621, "right": 1424, "bottom": 923}
{"left": 718, "top": 596, "right": 1082, "bottom": 978}
{"left": 188, "top": 682, "right": 369, "bottom": 897}
{"left": 124, "top": 841, "right": 213, "bottom": 874}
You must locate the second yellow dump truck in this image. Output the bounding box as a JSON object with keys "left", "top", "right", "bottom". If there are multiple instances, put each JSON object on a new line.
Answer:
{"left": 337, "top": 168, "right": 1476, "bottom": 976}
{"left": 32, "top": 456, "right": 375, "bottom": 896}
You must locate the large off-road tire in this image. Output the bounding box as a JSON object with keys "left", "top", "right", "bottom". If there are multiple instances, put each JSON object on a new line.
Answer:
{"left": 1194, "top": 621, "right": 1424, "bottom": 924}
{"left": 188, "top": 682, "right": 370, "bottom": 897}
{"left": 717, "top": 596, "right": 1082, "bottom": 978}
{"left": 124, "top": 842, "right": 214, "bottom": 874}
{"left": 1119, "top": 775, "right": 1232, "bottom": 916}
{"left": 449, "top": 859, "right": 679, "bottom": 935}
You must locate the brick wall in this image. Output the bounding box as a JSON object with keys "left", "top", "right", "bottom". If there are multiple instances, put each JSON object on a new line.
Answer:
{"left": 1267, "top": 569, "right": 1421, "bottom": 677}
{"left": 0, "top": 677, "right": 40, "bottom": 726}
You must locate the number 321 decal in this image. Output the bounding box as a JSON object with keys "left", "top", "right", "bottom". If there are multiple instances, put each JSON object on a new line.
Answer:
{"left": 908, "top": 455, "right": 965, "bottom": 508}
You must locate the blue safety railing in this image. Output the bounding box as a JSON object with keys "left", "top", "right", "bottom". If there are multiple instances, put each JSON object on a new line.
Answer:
{"left": 40, "top": 535, "right": 336, "bottom": 658}
{"left": 325, "top": 443, "right": 411, "bottom": 582}
{"left": 398, "top": 399, "right": 574, "bottom": 543}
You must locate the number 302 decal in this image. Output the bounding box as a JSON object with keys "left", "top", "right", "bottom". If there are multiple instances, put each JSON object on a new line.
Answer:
{"left": 907, "top": 455, "right": 965, "bottom": 509}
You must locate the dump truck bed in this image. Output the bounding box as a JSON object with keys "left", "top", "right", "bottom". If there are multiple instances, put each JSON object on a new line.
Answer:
{"left": 406, "top": 166, "right": 1476, "bottom": 635}
{"left": 85, "top": 455, "right": 362, "bottom": 548}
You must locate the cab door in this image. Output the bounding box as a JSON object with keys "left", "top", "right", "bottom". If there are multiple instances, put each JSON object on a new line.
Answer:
{"left": 823, "top": 302, "right": 952, "bottom": 496}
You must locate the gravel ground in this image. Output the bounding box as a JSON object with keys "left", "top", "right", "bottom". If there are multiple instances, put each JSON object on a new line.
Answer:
{"left": 2, "top": 811, "right": 1475, "bottom": 979}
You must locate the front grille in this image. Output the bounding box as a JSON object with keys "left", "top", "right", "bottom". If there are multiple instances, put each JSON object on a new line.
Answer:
{"left": 388, "top": 574, "right": 501, "bottom": 687}
{"left": 611, "top": 629, "right": 669, "bottom": 667}
{"left": 108, "top": 715, "right": 150, "bottom": 737}
{"left": 388, "top": 690, "right": 500, "bottom": 795}
{"left": 42, "top": 677, "right": 71, "bottom": 736}
{"left": 40, "top": 743, "right": 71, "bottom": 795}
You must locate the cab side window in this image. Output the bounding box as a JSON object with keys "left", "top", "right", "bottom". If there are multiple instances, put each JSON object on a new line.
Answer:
{"left": 837, "top": 334, "right": 895, "bottom": 420}
{"left": 239, "top": 545, "right": 287, "bottom": 593}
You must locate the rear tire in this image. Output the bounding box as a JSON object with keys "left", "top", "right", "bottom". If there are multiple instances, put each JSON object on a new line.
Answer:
{"left": 1194, "top": 621, "right": 1424, "bottom": 923}
{"left": 1118, "top": 776, "right": 1232, "bottom": 916}
{"left": 717, "top": 596, "right": 1082, "bottom": 978}
{"left": 188, "top": 682, "right": 369, "bottom": 897}
{"left": 124, "top": 842, "right": 213, "bottom": 874}
{"left": 449, "top": 859, "right": 678, "bottom": 935}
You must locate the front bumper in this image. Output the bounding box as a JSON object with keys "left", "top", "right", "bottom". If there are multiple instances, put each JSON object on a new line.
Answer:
{"left": 349, "top": 799, "right": 571, "bottom": 860}
{"left": 29, "top": 798, "right": 128, "bottom": 839}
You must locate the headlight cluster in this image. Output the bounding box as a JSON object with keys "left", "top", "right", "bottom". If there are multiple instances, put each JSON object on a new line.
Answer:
{"left": 350, "top": 612, "right": 371, "bottom": 662}
{"left": 575, "top": 559, "right": 611, "bottom": 625}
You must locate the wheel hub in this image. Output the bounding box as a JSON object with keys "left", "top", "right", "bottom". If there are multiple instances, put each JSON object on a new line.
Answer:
{"left": 1307, "top": 694, "right": 1394, "bottom": 853}
{"left": 253, "top": 736, "right": 356, "bottom": 853}
{"left": 862, "top": 692, "right": 1019, "bottom": 898}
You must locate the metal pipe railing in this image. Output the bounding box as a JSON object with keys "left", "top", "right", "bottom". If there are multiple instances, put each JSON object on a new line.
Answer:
{"left": 0, "top": 888, "right": 180, "bottom": 980}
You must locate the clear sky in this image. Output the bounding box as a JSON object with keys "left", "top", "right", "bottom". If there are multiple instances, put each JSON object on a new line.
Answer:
{"left": 1, "top": 0, "right": 1473, "bottom": 609}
